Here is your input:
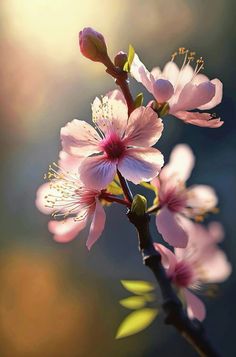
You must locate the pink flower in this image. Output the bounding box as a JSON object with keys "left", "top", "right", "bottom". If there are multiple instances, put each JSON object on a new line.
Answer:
{"left": 61, "top": 92, "right": 164, "bottom": 189}
{"left": 155, "top": 220, "right": 231, "bottom": 321}
{"left": 152, "top": 144, "right": 218, "bottom": 247}
{"left": 131, "top": 48, "right": 223, "bottom": 128}
{"left": 36, "top": 152, "right": 106, "bottom": 250}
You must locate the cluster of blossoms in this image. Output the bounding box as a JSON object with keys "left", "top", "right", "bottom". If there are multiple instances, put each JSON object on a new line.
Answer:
{"left": 36, "top": 27, "right": 231, "bottom": 322}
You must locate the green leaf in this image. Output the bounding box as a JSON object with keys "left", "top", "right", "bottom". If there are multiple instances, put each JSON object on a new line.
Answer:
{"left": 116, "top": 308, "right": 158, "bottom": 339}
{"left": 121, "top": 280, "right": 155, "bottom": 295}
{"left": 106, "top": 180, "right": 123, "bottom": 195}
{"left": 140, "top": 181, "right": 158, "bottom": 194}
{"left": 134, "top": 92, "right": 143, "bottom": 108}
{"left": 119, "top": 296, "right": 146, "bottom": 309}
{"left": 123, "top": 44, "right": 135, "bottom": 72}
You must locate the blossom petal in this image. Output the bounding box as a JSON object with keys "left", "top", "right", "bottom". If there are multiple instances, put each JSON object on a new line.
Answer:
{"left": 118, "top": 147, "right": 164, "bottom": 184}
{"left": 161, "top": 144, "right": 195, "bottom": 183}
{"left": 151, "top": 66, "right": 162, "bottom": 80}
{"left": 208, "top": 222, "right": 224, "bottom": 243}
{"left": 79, "top": 155, "right": 117, "bottom": 189}
{"left": 173, "top": 111, "right": 224, "bottom": 128}
{"left": 156, "top": 208, "right": 188, "bottom": 248}
{"left": 86, "top": 200, "right": 106, "bottom": 250}
{"left": 91, "top": 95, "right": 128, "bottom": 137}
{"left": 106, "top": 89, "right": 126, "bottom": 103}
{"left": 58, "top": 151, "right": 83, "bottom": 174}
{"left": 162, "top": 61, "right": 180, "bottom": 85}
{"left": 198, "top": 79, "right": 223, "bottom": 110}
{"left": 154, "top": 243, "right": 177, "bottom": 276}
{"left": 48, "top": 217, "right": 87, "bottom": 243}
{"left": 187, "top": 185, "right": 218, "bottom": 212}
{"left": 61, "top": 119, "right": 101, "bottom": 157}
{"left": 183, "top": 289, "right": 206, "bottom": 321}
{"left": 36, "top": 182, "right": 64, "bottom": 215}
{"left": 152, "top": 79, "right": 174, "bottom": 103}
{"left": 201, "top": 249, "right": 232, "bottom": 283}
{"left": 124, "top": 106, "right": 163, "bottom": 147}
{"left": 130, "top": 53, "right": 155, "bottom": 93}
{"left": 170, "top": 81, "right": 216, "bottom": 113}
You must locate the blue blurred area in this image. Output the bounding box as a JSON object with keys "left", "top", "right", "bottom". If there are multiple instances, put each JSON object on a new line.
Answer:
{"left": 0, "top": 0, "right": 235, "bottom": 356}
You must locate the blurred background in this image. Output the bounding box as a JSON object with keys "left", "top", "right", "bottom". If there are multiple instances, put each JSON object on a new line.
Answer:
{"left": 0, "top": 0, "right": 235, "bottom": 356}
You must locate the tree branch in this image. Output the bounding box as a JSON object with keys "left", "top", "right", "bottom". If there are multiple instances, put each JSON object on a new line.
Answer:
{"left": 127, "top": 211, "right": 221, "bottom": 357}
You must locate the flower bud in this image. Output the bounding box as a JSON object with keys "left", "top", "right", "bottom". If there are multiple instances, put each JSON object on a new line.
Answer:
{"left": 114, "top": 51, "right": 128, "bottom": 69}
{"left": 131, "top": 194, "right": 147, "bottom": 216}
{"left": 79, "top": 27, "right": 108, "bottom": 63}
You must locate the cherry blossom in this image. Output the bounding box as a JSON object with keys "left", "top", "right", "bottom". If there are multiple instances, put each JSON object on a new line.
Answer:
{"left": 61, "top": 92, "right": 164, "bottom": 189}
{"left": 131, "top": 48, "right": 223, "bottom": 128}
{"left": 152, "top": 144, "right": 218, "bottom": 247}
{"left": 36, "top": 152, "right": 106, "bottom": 250}
{"left": 155, "top": 219, "right": 231, "bottom": 321}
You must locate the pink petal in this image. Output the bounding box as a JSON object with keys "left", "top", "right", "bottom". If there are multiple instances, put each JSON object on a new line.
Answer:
{"left": 174, "top": 64, "right": 194, "bottom": 91}
{"left": 183, "top": 289, "right": 206, "bottom": 321}
{"left": 91, "top": 95, "right": 128, "bottom": 137}
{"left": 130, "top": 53, "right": 155, "bottom": 93}
{"left": 152, "top": 79, "right": 174, "bottom": 103}
{"left": 208, "top": 222, "right": 224, "bottom": 243}
{"left": 61, "top": 119, "right": 101, "bottom": 157}
{"left": 198, "top": 79, "right": 223, "bottom": 110}
{"left": 173, "top": 111, "right": 224, "bottom": 128}
{"left": 154, "top": 243, "right": 177, "bottom": 276}
{"left": 48, "top": 217, "right": 87, "bottom": 243}
{"left": 118, "top": 147, "right": 164, "bottom": 184}
{"left": 170, "top": 81, "right": 216, "bottom": 113}
{"left": 162, "top": 61, "right": 180, "bottom": 85}
{"left": 201, "top": 249, "right": 232, "bottom": 283}
{"left": 124, "top": 106, "right": 163, "bottom": 147}
{"left": 150, "top": 66, "right": 162, "bottom": 80}
{"left": 79, "top": 155, "right": 117, "bottom": 189}
{"left": 58, "top": 151, "right": 83, "bottom": 174}
{"left": 86, "top": 200, "right": 106, "bottom": 250}
{"left": 156, "top": 208, "right": 188, "bottom": 248}
{"left": 36, "top": 183, "right": 59, "bottom": 215}
{"left": 187, "top": 185, "right": 218, "bottom": 212}
{"left": 160, "top": 144, "right": 195, "bottom": 183}
{"left": 106, "top": 89, "right": 126, "bottom": 103}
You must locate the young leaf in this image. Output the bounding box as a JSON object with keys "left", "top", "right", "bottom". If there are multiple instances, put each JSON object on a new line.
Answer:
{"left": 106, "top": 180, "right": 123, "bottom": 195}
{"left": 140, "top": 181, "right": 158, "bottom": 194}
{"left": 134, "top": 93, "right": 143, "bottom": 108}
{"left": 121, "top": 280, "right": 155, "bottom": 295}
{"left": 116, "top": 308, "right": 158, "bottom": 339}
{"left": 123, "top": 44, "right": 135, "bottom": 72}
{"left": 119, "top": 296, "right": 146, "bottom": 309}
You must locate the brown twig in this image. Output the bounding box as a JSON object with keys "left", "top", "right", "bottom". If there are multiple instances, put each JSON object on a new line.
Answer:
{"left": 127, "top": 211, "right": 221, "bottom": 357}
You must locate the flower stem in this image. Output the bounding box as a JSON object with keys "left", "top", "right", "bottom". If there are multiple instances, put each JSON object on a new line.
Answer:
{"left": 105, "top": 63, "right": 135, "bottom": 116}
{"left": 101, "top": 193, "right": 131, "bottom": 207}
{"left": 117, "top": 170, "right": 133, "bottom": 203}
{"left": 147, "top": 204, "right": 161, "bottom": 214}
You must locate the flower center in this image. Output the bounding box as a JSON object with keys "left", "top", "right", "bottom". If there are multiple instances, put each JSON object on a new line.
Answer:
{"left": 44, "top": 163, "right": 97, "bottom": 220}
{"left": 172, "top": 260, "right": 194, "bottom": 288}
{"left": 100, "top": 132, "right": 126, "bottom": 161}
{"left": 159, "top": 184, "right": 187, "bottom": 212}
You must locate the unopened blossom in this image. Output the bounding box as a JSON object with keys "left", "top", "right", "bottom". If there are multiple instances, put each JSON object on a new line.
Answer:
{"left": 152, "top": 144, "right": 218, "bottom": 247}
{"left": 131, "top": 48, "right": 223, "bottom": 128}
{"left": 61, "top": 91, "right": 164, "bottom": 189}
{"left": 155, "top": 219, "right": 231, "bottom": 321}
{"left": 36, "top": 152, "right": 106, "bottom": 250}
{"left": 79, "top": 27, "right": 108, "bottom": 64}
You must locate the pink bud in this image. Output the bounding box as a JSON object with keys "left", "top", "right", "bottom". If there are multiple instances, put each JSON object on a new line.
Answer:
{"left": 114, "top": 51, "right": 128, "bottom": 69}
{"left": 79, "top": 27, "right": 108, "bottom": 63}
